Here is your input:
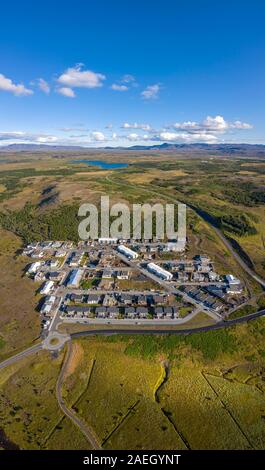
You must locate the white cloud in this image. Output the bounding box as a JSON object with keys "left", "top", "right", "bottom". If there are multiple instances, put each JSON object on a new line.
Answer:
{"left": 141, "top": 84, "right": 160, "bottom": 100}
{"left": 202, "top": 115, "right": 228, "bottom": 131}
{"left": 230, "top": 120, "right": 253, "bottom": 129}
{"left": 57, "top": 87, "right": 76, "bottom": 98}
{"left": 91, "top": 131, "right": 106, "bottom": 142}
{"left": 0, "top": 73, "right": 33, "bottom": 96}
{"left": 159, "top": 131, "right": 217, "bottom": 143}
{"left": 57, "top": 64, "right": 105, "bottom": 91}
{"left": 111, "top": 84, "right": 128, "bottom": 91}
{"left": 126, "top": 133, "right": 141, "bottom": 141}
{"left": 126, "top": 133, "right": 149, "bottom": 142}
{"left": 38, "top": 78, "right": 50, "bottom": 94}
{"left": 173, "top": 115, "right": 253, "bottom": 134}
{"left": 121, "top": 74, "right": 135, "bottom": 83}
{"left": 36, "top": 135, "right": 58, "bottom": 143}
{"left": 122, "top": 122, "right": 151, "bottom": 131}
{"left": 0, "top": 131, "right": 58, "bottom": 143}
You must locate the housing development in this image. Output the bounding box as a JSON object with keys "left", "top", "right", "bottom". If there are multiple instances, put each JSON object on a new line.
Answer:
{"left": 22, "top": 237, "right": 246, "bottom": 334}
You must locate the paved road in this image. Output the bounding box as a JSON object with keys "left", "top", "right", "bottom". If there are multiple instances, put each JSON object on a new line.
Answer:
{"left": 106, "top": 174, "right": 265, "bottom": 289}
{"left": 0, "top": 343, "right": 42, "bottom": 370}
{"left": 56, "top": 341, "right": 101, "bottom": 450}
{"left": 202, "top": 221, "right": 265, "bottom": 288}
{"left": 71, "top": 308, "right": 265, "bottom": 338}
{"left": 1, "top": 308, "right": 264, "bottom": 373}
{"left": 148, "top": 183, "right": 265, "bottom": 289}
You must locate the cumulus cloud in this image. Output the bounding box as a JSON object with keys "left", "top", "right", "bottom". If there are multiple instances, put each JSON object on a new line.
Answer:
{"left": 0, "top": 73, "right": 33, "bottom": 96}
{"left": 230, "top": 120, "right": 253, "bottom": 129}
{"left": 57, "top": 87, "right": 76, "bottom": 98}
{"left": 111, "top": 84, "right": 128, "bottom": 91}
{"left": 141, "top": 84, "right": 160, "bottom": 100}
{"left": 126, "top": 133, "right": 149, "bottom": 142}
{"left": 122, "top": 122, "right": 151, "bottom": 131}
{"left": 173, "top": 115, "right": 253, "bottom": 134}
{"left": 91, "top": 131, "right": 106, "bottom": 142}
{"left": 119, "top": 114, "right": 252, "bottom": 144}
{"left": 38, "top": 78, "right": 50, "bottom": 94}
{"left": 57, "top": 64, "right": 105, "bottom": 94}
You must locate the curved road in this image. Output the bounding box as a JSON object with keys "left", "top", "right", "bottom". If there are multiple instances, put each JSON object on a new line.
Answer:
{"left": 150, "top": 184, "right": 265, "bottom": 288}
{"left": 106, "top": 174, "right": 265, "bottom": 289}
{"left": 0, "top": 309, "right": 264, "bottom": 370}
{"left": 71, "top": 308, "right": 265, "bottom": 339}
{"left": 183, "top": 202, "right": 265, "bottom": 289}
{"left": 56, "top": 340, "right": 101, "bottom": 450}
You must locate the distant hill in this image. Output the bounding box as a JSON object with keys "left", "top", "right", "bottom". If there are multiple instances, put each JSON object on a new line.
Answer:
{"left": 0, "top": 143, "right": 85, "bottom": 152}
{"left": 121, "top": 143, "right": 265, "bottom": 155}
{"left": 1, "top": 142, "right": 265, "bottom": 156}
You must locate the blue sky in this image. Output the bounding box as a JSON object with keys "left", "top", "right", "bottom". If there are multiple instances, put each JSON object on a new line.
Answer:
{"left": 0, "top": 0, "right": 264, "bottom": 146}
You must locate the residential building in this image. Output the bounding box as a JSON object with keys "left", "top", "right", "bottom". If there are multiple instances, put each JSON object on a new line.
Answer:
{"left": 136, "top": 307, "right": 148, "bottom": 318}
{"left": 49, "top": 271, "right": 64, "bottom": 282}
{"left": 116, "top": 270, "right": 130, "bottom": 280}
{"left": 154, "top": 307, "right": 164, "bottom": 319}
{"left": 164, "top": 307, "right": 173, "bottom": 318}
{"left": 27, "top": 261, "right": 43, "bottom": 274}
{"left": 87, "top": 294, "right": 101, "bottom": 304}
{"left": 40, "top": 281, "right": 54, "bottom": 295}
{"left": 95, "top": 306, "right": 107, "bottom": 318}
{"left": 147, "top": 263, "right": 173, "bottom": 281}
{"left": 125, "top": 307, "right": 136, "bottom": 318}
{"left": 225, "top": 274, "right": 241, "bottom": 285}
{"left": 66, "top": 269, "right": 83, "bottom": 288}
{"left": 120, "top": 293, "right": 134, "bottom": 305}
{"left": 71, "top": 293, "right": 84, "bottom": 303}
{"left": 117, "top": 245, "right": 138, "bottom": 259}
{"left": 98, "top": 238, "right": 118, "bottom": 244}
{"left": 40, "top": 303, "right": 53, "bottom": 315}
{"left": 108, "top": 307, "right": 119, "bottom": 318}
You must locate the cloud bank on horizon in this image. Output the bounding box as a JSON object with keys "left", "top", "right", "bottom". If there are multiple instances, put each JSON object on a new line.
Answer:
{"left": 0, "top": 114, "right": 253, "bottom": 147}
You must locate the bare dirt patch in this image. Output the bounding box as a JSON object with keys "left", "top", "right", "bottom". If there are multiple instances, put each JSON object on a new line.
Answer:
{"left": 64, "top": 342, "right": 84, "bottom": 378}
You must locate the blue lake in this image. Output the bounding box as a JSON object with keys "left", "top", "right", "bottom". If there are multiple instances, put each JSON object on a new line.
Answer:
{"left": 73, "top": 159, "right": 128, "bottom": 169}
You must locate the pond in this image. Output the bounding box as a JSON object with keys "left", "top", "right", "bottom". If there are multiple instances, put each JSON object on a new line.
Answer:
{"left": 72, "top": 159, "right": 129, "bottom": 169}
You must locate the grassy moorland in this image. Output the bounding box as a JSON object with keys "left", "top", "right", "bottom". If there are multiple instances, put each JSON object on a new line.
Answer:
{"left": 1, "top": 319, "right": 265, "bottom": 450}
{"left": 0, "top": 229, "right": 40, "bottom": 360}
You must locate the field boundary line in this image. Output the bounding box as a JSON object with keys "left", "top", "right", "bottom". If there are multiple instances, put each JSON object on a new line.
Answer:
{"left": 101, "top": 399, "right": 140, "bottom": 447}
{"left": 201, "top": 371, "right": 254, "bottom": 449}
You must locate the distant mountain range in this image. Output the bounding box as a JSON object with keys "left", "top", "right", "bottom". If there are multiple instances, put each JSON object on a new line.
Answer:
{"left": 0, "top": 143, "right": 85, "bottom": 152}
{"left": 1, "top": 142, "right": 265, "bottom": 156}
